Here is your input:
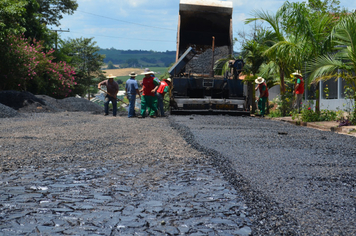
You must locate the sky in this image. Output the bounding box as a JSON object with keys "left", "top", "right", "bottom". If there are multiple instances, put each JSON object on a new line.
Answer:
{"left": 58, "top": 0, "right": 356, "bottom": 52}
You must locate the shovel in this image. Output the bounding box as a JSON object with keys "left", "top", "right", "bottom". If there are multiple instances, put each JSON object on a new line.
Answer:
{"left": 98, "top": 88, "right": 129, "bottom": 105}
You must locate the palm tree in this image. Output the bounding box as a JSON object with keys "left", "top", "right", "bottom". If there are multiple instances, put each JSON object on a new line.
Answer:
{"left": 307, "top": 12, "right": 356, "bottom": 119}
{"left": 246, "top": 1, "right": 344, "bottom": 115}
{"left": 246, "top": 9, "right": 308, "bottom": 92}
{"left": 240, "top": 37, "right": 269, "bottom": 113}
{"left": 213, "top": 54, "right": 236, "bottom": 77}
{"left": 280, "top": 1, "right": 345, "bottom": 112}
{"left": 245, "top": 9, "right": 303, "bottom": 115}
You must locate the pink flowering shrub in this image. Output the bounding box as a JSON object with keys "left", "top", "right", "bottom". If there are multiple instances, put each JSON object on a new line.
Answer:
{"left": 0, "top": 34, "right": 76, "bottom": 98}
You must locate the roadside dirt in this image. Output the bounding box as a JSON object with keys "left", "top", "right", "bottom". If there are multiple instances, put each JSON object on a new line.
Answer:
{"left": 102, "top": 67, "right": 145, "bottom": 77}
{"left": 270, "top": 116, "right": 356, "bottom": 137}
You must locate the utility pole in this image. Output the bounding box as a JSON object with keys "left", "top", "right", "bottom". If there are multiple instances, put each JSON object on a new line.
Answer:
{"left": 250, "top": 17, "right": 257, "bottom": 114}
{"left": 50, "top": 28, "right": 70, "bottom": 50}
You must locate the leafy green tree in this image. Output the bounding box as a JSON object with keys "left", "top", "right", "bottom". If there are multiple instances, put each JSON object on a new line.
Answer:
{"left": 36, "top": 0, "right": 78, "bottom": 26}
{"left": 307, "top": 12, "right": 356, "bottom": 120}
{"left": 213, "top": 55, "right": 235, "bottom": 77}
{"left": 126, "top": 58, "right": 139, "bottom": 67}
{"left": 0, "top": 0, "right": 27, "bottom": 42}
{"left": 307, "top": 0, "right": 341, "bottom": 13}
{"left": 22, "top": 0, "right": 47, "bottom": 40}
{"left": 280, "top": 1, "right": 342, "bottom": 67}
{"left": 160, "top": 57, "right": 174, "bottom": 67}
{"left": 107, "top": 61, "right": 115, "bottom": 69}
{"left": 245, "top": 0, "right": 346, "bottom": 115}
{"left": 245, "top": 10, "right": 299, "bottom": 116}
{"left": 279, "top": 0, "right": 345, "bottom": 112}
{"left": 67, "top": 37, "right": 105, "bottom": 98}
{"left": 140, "top": 57, "right": 157, "bottom": 64}
{"left": 0, "top": 0, "right": 79, "bottom": 98}
{"left": 7, "top": 0, "right": 78, "bottom": 48}
{"left": 246, "top": 9, "right": 297, "bottom": 96}
{"left": 1, "top": 0, "right": 50, "bottom": 45}
{"left": 242, "top": 29, "right": 278, "bottom": 113}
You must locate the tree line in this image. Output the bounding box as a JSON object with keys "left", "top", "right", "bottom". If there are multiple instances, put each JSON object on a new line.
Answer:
{"left": 0, "top": 0, "right": 106, "bottom": 98}
{"left": 98, "top": 48, "right": 176, "bottom": 67}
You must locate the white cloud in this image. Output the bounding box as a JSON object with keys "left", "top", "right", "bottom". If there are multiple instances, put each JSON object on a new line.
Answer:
{"left": 230, "top": 0, "right": 244, "bottom": 7}
{"left": 127, "top": 0, "right": 149, "bottom": 7}
{"left": 234, "top": 12, "right": 247, "bottom": 23}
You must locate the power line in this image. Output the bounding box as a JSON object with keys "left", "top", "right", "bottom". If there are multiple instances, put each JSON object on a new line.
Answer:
{"left": 50, "top": 28, "right": 70, "bottom": 49}
{"left": 69, "top": 30, "right": 175, "bottom": 42}
{"left": 77, "top": 10, "right": 176, "bottom": 31}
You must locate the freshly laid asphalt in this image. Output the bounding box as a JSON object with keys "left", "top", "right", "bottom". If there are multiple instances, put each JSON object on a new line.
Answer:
{"left": 170, "top": 115, "right": 356, "bottom": 235}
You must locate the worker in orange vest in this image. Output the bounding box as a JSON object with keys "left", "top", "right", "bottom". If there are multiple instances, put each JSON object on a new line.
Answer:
{"left": 156, "top": 78, "right": 171, "bottom": 117}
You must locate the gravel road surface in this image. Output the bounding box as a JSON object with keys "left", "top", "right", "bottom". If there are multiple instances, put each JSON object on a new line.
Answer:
{"left": 1, "top": 91, "right": 355, "bottom": 235}
{"left": 0, "top": 112, "right": 251, "bottom": 235}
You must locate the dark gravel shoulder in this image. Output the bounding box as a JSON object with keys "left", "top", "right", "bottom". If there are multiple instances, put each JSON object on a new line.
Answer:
{"left": 0, "top": 90, "right": 45, "bottom": 110}
{"left": 0, "top": 91, "right": 104, "bottom": 116}
{"left": 0, "top": 112, "right": 254, "bottom": 235}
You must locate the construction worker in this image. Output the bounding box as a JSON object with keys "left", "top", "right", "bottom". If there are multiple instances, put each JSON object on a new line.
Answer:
{"left": 255, "top": 77, "right": 269, "bottom": 117}
{"left": 98, "top": 74, "right": 119, "bottom": 117}
{"left": 150, "top": 72, "right": 161, "bottom": 116}
{"left": 125, "top": 72, "right": 141, "bottom": 118}
{"left": 138, "top": 68, "right": 159, "bottom": 118}
{"left": 156, "top": 78, "right": 171, "bottom": 117}
{"left": 292, "top": 70, "right": 305, "bottom": 113}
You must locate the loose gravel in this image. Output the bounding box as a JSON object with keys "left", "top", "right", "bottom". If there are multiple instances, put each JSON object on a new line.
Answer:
{"left": 0, "top": 110, "right": 251, "bottom": 235}
{"left": 0, "top": 103, "right": 17, "bottom": 118}
{"left": 0, "top": 91, "right": 103, "bottom": 116}
{"left": 186, "top": 46, "right": 230, "bottom": 74}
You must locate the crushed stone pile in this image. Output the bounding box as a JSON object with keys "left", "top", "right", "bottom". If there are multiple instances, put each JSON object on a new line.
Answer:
{"left": 0, "top": 91, "right": 104, "bottom": 118}
{"left": 0, "top": 103, "right": 18, "bottom": 118}
{"left": 186, "top": 46, "right": 229, "bottom": 74}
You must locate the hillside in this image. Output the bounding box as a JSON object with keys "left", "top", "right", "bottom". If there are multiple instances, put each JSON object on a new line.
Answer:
{"left": 97, "top": 48, "right": 176, "bottom": 68}
{"left": 102, "top": 67, "right": 170, "bottom": 83}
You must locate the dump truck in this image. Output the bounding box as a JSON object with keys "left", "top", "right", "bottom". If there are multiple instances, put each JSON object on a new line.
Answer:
{"left": 168, "top": 0, "right": 247, "bottom": 115}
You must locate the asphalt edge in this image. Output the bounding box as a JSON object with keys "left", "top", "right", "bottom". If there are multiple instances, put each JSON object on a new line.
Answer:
{"left": 262, "top": 116, "right": 356, "bottom": 135}
{"left": 168, "top": 116, "right": 300, "bottom": 236}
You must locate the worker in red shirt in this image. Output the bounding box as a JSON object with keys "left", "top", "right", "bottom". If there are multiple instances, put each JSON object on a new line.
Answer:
{"left": 255, "top": 77, "right": 269, "bottom": 117}
{"left": 156, "top": 78, "right": 171, "bottom": 117}
{"left": 292, "top": 70, "right": 304, "bottom": 113}
{"left": 138, "top": 68, "right": 159, "bottom": 118}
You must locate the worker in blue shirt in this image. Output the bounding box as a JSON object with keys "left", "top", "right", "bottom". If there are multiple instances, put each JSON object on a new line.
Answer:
{"left": 125, "top": 72, "right": 141, "bottom": 118}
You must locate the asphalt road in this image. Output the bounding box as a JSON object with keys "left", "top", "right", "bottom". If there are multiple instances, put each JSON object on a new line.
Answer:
{"left": 170, "top": 115, "right": 356, "bottom": 235}
{"left": 1, "top": 111, "right": 355, "bottom": 235}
